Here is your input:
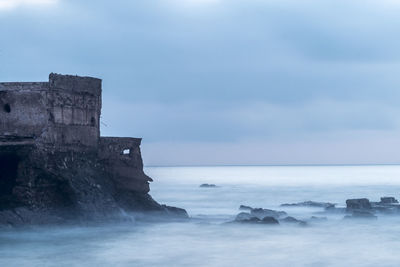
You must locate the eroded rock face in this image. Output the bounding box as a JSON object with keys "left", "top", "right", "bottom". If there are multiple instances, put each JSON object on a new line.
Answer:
{"left": 0, "top": 74, "right": 188, "bottom": 226}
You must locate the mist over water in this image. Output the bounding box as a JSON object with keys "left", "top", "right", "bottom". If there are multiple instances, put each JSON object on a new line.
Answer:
{"left": 2, "top": 165, "right": 400, "bottom": 266}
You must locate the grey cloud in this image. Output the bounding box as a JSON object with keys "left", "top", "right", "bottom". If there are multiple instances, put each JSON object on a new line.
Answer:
{"left": 2, "top": 0, "right": 400, "bottom": 164}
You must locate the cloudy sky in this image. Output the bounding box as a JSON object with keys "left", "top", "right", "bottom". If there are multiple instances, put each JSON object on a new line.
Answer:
{"left": 1, "top": 0, "right": 400, "bottom": 165}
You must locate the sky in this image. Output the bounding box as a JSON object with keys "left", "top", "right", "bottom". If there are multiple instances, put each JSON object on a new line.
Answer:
{"left": 1, "top": 0, "right": 400, "bottom": 165}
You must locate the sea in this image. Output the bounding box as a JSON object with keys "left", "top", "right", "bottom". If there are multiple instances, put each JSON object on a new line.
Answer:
{"left": 2, "top": 165, "right": 400, "bottom": 266}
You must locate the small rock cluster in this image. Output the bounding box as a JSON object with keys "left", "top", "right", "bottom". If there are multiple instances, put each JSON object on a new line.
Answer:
{"left": 231, "top": 196, "right": 400, "bottom": 226}
{"left": 233, "top": 206, "right": 307, "bottom": 226}
{"left": 344, "top": 197, "right": 400, "bottom": 219}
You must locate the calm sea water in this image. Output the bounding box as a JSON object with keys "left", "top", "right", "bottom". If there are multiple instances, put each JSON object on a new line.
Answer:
{"left": 2, "top": 165, "right": 400, "bottom": 266}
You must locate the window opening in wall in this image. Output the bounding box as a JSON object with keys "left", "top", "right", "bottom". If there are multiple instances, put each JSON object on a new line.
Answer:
{"left": 3, "top": 103, "right": 11, "bottom": 113}
{"left": 90, "top": 117, "right": 96, "bottom": 126}
{"left": 49, "top": 112, "right": 55, "bottom": 122}
{"left": 122, "top": 149, "right": 130, "bottom": 155}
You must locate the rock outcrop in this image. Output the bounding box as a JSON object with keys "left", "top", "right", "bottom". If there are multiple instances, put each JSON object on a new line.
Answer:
{"left": 0, "top": 73, "right": 187, "bottom": 226}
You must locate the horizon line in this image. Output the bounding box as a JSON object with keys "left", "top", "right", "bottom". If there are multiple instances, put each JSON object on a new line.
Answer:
{"left": 144, "top": 163, "right": 400, "bottom": 168}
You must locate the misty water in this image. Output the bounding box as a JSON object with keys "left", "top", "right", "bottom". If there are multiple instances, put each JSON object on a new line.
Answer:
{"left": 2, "top": 165, "right": 400, "bottom": 266}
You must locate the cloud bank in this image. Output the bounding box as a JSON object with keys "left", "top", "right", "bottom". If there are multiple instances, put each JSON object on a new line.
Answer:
{"left": 1, "top": 0, "right": 400, "bottom": 165}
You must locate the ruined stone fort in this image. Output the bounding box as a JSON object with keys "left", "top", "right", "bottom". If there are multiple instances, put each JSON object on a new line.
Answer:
{"left": 0, "top": 73, "right": 186, "bottom": 225}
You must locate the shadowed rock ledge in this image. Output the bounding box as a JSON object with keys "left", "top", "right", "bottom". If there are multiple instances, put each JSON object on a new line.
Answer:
{"left": 0, "top": 73, "right": 187, "bottom": 226}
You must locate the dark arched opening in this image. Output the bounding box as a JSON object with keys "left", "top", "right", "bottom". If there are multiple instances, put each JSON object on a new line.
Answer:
{"left": 3, "top": 103, "right": 11, "bottom": 113}
{"left": 0, "top": 153, "right": 19, "bottom": 197}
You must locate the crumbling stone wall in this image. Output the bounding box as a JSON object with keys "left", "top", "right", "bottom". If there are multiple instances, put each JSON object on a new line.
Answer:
{"left": 0, "top": 82, "right": 49, "bottom": 138}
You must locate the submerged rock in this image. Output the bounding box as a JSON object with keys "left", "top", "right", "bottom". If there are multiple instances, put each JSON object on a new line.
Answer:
{"left": 260, "top": 216, "right": 279, "bottom": 224}
{"left": 250, "top": 208, "right": 287, "bottom": 219}
{"left": 233, "top": 213, "right": 279, "bottom": 225}
{"left": 235, "top": 212, "right": 255, "bottom": 221}
{"left": 239, "top": 205, "right": 253, "bottom": 211}
{"left": 323, "top": 206, "right": 346, "bottom": 214}
{"left": 200, "top": 184, "right": 217, "bottom": 188}
{"left": 280, "top": 216, "right": 307, "bottom": 226}
{"left": 281, "top": 201, "right": 335, "bottom": 209}
{"left": 344, "top": 210, "right": 377, "bottom": 220}
{"left": 370, "top": 196, "right": 400, "bottom": 214}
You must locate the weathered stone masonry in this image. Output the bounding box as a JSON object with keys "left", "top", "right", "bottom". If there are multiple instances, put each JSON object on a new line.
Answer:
{"left": 0, "top": 73, "right": 186, "bottom": 225}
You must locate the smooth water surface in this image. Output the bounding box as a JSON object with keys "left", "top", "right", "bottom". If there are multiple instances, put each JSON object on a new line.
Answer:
{"left": 2, "top": 165, "right": 400, "bottom": 266}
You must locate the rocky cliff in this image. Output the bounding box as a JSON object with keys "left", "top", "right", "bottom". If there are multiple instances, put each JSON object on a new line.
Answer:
{"left": 0, "top": 74, "right": 187, "bottom": 226}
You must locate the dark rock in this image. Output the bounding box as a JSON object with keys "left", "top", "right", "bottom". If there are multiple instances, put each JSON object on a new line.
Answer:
{"left": 233, "top": 213, "right": 279, "bottom": 225}
{"left": 281, "top": 201, "right": 335, "bottom": 209}
{"left": 260, "top": 216, "right": 279, "bottom": 224}
{"left": 233, "top": 212, "right": 259, "bottom": 224}
{"left": 200, "top": 184, "right": 217, "bottom": 188}
{"left": 239, "top": 217, "right": 262, "bottom": 224}
{"left": 250, "top": 208, "right": 287, "bottom": 219}
{"left": 380, "top": 197, "right": 399, "bottom": 204}
{"left": 346, "top": 198, "right": 372, "bottom": 210}
{"left": 370, "top": 199, "right": 400, "bottom": 214}
{"left": 239, "top": 205, "right": 253, "bottom": 211}
{"left": 162, "top": 205, "right": 189, "bottom": 218}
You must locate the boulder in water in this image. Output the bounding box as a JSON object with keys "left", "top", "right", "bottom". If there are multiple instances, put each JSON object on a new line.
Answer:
{"left": 370, "top": 197, "right": 400, "bottom": 214}
{"left": 346, "top": 198, "right": 372, "bottom": 210}
{"left": 200, "top": 184, "right": 217, "bottom": 188}
{"left": 379, "top": 197, "right": 399, "bottom": 204}
{"left": 233, "top": 212, "right": 279, "bottom": 225}
{"left": 250, "top": 208, "right": 287, "bottom": 219}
